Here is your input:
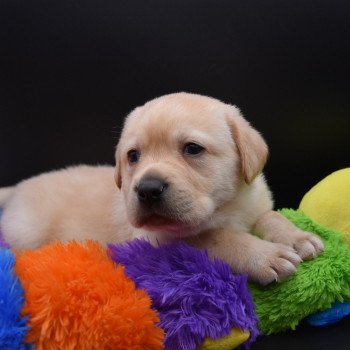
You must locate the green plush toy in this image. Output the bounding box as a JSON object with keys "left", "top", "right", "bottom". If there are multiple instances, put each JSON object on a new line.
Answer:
{"left": 250, "top": 169, "right": 350, "bottom": 334}
{"left": 250, "top": 208, "right": 350, "bottom": 334}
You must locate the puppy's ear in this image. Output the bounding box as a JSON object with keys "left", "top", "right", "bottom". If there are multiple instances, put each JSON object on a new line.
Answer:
{"left": 114, "top": 144, "right": 122, "bottom": 189}
{"left": 226, "top": 106, "right": 268, "bottom": 184}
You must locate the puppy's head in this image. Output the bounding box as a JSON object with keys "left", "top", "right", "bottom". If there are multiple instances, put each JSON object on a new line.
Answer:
{"left": 115, "top": 92, "right": 268, "bottom": 237}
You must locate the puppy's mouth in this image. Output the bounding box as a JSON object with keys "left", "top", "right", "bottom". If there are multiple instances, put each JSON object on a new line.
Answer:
{"left": 142, "top": 214, "right": 181, "bottom": 229}
{"left": 137, "top": 214, "right": 198, "bottom": 237}
{"left": 129, "top": 185, "right": 206, "bottom": 237}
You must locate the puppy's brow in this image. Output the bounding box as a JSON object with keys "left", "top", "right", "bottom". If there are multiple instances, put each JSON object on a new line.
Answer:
{"left": 123, "top": 140, "right": 140, "bottom": 152}
{"left": 176, "top": 130, "right": 212, "bottom": 145}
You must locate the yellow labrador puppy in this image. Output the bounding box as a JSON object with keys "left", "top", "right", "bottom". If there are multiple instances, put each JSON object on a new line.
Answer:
{"left": 0, "top": 93, "right": 323, "bottom": 285}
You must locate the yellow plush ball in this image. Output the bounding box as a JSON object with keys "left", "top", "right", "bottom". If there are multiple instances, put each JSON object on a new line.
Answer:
{"left": 299, "top": 168, "right": 350, "bottom": 243}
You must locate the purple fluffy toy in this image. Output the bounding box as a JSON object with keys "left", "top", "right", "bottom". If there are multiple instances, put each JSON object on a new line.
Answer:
{"left": 109, "top": 239, "right": 259, "bottom": 350}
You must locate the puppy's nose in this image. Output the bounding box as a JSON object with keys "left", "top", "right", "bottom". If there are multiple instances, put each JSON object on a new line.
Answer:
{"left": 136, "top": 177, "right": 168, "bottom": 206}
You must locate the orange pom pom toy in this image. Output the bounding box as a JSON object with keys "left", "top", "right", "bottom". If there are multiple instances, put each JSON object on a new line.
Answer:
{"left": 14, "top": 241, "right": 164, "bottom": 350}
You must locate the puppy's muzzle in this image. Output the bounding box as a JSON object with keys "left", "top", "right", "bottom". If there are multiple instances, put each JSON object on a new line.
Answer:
{"left": 135, "top": 176, "right": 168, "bottom": 207}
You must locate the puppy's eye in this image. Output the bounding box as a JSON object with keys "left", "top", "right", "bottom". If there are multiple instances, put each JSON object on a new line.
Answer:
{"left": 183, "top": 143, "right": 205, "bottom": 156}
{"left": 127, "top": 150, "right": 140, "bottom": 164}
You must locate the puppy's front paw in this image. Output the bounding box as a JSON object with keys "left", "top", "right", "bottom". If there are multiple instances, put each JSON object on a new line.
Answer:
{"left": 291, "top": 230, "right": 324, "bottom": 260}
{"left": 248, "top": 240, "right": 301, "bottom": 286}
{"left": 255, "top": 211, "right": 324, "bottom": 261}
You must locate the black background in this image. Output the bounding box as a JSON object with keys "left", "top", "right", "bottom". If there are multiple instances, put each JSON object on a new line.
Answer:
{"left": 1, "top": 1, "right": 349, "bottom": 348}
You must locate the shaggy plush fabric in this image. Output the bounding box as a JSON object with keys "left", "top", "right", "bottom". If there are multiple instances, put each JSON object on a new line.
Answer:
{"left": 250, "top": 209, "right": 350, "bottom": 334}
{"left": 109, "top": 239, "right": 259, "bottom": 350}
{"left": 306, "top": 301, "right": 350, "bottom": 326}
{"left": 0, "top": 248, "right": 29, "bottom": 349}
{"left": 15, "top": 241, "right": 164, "bottom": 350}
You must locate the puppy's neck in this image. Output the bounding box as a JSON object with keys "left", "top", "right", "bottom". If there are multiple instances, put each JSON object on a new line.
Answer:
{"left": 205, "top": 175, "right": 272, "bottom": 234}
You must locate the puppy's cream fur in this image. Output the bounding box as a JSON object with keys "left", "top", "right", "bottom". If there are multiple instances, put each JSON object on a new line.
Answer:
{"left": 0, "top": 93, "right": 323, "bottom": 285}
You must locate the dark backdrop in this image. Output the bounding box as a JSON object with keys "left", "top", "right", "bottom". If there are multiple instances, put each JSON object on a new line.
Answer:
{"left": 1, "top": 1, "right": 349, "bottom": 348}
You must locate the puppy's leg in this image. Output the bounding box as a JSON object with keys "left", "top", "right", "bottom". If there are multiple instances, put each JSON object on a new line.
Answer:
{"left": 253, "top": 210, "right": 324, "bottom": 260}
{"left": 186, "top": 229, "right": 301, "bottom": 285}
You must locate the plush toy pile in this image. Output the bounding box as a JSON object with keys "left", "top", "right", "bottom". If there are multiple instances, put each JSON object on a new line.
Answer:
{"left": 1, "top": 168, "right": 350, "bottom": 349}
{"left": 0, "top": 236, "right": 257, "bottom": 350}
